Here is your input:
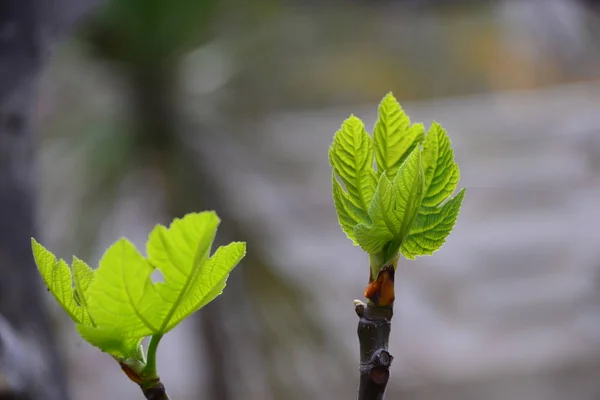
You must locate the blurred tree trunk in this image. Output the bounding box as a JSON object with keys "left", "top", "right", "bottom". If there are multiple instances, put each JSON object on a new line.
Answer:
{"left": 0, "top": 0, "right": 100, "bottom": 398}
{"left": 0, "top": 80, "right": 69, "bottom": 400}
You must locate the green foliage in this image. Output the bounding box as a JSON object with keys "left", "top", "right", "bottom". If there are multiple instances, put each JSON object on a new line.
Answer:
{"left": 401, "top": 122, "right": 465, "bottom": 259}
{"left": 32, "top": 212, "right": 246, "bottom": 364}
{"left": 330, "top": 92, "right": 465, "bottom": 269}
{"left": 329, "top": 116, "right": 377, "bottom": 215}
{"left": 353, "top": 148, "right": 423, "bottom": 254}
{"left": 373, "top": 94, "right": 424, "bottom": 180}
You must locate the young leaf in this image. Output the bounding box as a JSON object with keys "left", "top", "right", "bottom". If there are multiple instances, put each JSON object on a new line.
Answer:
{"left": 329, "top": 93, "right": 465, "bottom": 262}
{"left": 72, "top": 257, "right": 94, "bottom": 310}
{"left": 371, "top": 174, "right": 401, "bottom": 237}
{"left": 173, "top": 241, "right": 245, "bottom": 318}
{"left": 420, "top": 122, "right": 460, "bottom": 208}
{"left": 353, "top": 176, "right": 396, "bottom": 254}
{"left": 146, "top": 213, "right": 245, "bottom": 333}
{"left": 401, "top": 188, "right": 465, "bottom": 259}
{"left": 332, "top": 172, "right": 369, "bottom": 244}
{"left": 85, "top": 238, "right": 164, "bottom": 337}
{"left": 329, "top": 115, "right": 377, "bottom": 214}
{"left": 31, "top": 239, "right": 92, "bottom": 325}
{"left": 353, "top": 148, "right": 424, "bottom": 254}
{"left": 76, "top": 324, "right": 143, "bottom": 360}
{"left": 32, "top": 239, "right": 142, "bottom": 359}
{"left": 84, "top": 212, "right": 246, "bottom": 339}
{"left": 33, "top": 211, "right": 245, "bottom": 365}
{"left": 400, "top": 123, "right": 464, "bottom": 258}
{"left": 392, "top": 147, "right": 425, "bottom": 239}
{"left": 373, "top": 93, "right": 425, "bottom": 179}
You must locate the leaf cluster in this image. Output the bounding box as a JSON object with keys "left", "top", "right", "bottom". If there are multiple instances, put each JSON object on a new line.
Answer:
{"left": 329, "top": 93, "right": 465, "bottom": 269}
{"left": 32, "top": 212, "right": 246, "bottom": 362}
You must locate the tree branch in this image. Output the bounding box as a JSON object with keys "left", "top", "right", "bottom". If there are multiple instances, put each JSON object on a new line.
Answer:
{"left": 355, "top": 265, "right": 395, "bottom": 400}
{"left": 140, "top": 381, "right": 171, "bottom": 400}
{"left": 119, "top": 361, "right": 172, "bottom": 400}
{"left": 117, "top": 335, "right": 171, "bottom": 400}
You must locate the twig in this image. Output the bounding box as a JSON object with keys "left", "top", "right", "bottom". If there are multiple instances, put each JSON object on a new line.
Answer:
{"left": 144, "top": 335, "right": 163, "bottom": 379}
{"left": 139, "top": 335, "right": 171, "bottom": 400}
{"left": 355, "top": 265, "right": 395, "bottom": 400}
{"left": 118, "top": 335, "right": 172, "bottom": 400}
{"left": 119, "top": 361, "right": 172, "bottom": 400}
{"left": 141, "top": 381, "right": 171, "bottom": 400}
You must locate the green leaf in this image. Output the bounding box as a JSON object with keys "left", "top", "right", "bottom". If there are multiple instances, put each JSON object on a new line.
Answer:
{"left": 354, "top": 148, "right": 424, "bottom": 254}
{"left": 146, "top": 213, "right": 245, "bottom": 333}
{"left": 85, "top": 238, "right": 163, "bottom": 337}
{"left": 33, "top": 212, "right": 245, "bottom": 362}
{"left": 373, "top": 93, "right": 425, "bottom": 179}
{"left": 420, "top": 122, "right": 460, "bottom": 208}
{"left": 85, "top": 212, "right": 246, "bottom": 339}
{"left": 353, "top": 175, "right": 396, "bottom": 254}
{"left": 174, "top": 241, "right": 246, "bottom": 318}
{"left": 393, "top": 147, "right": 425, "bottom": 239}
{"left": 31, "top": 239, "right": 92, "bottom": 325}
{"left": 72, "top": 257, "right": 94, "bottom": 309}
{"left": 76, "top": 324, "right": 143, "bottom": 360}
{"left": 329, "top": 115, "right": 377, "bottom": 214}
{"left": 331, "top": 172, "right": 369, "bottom": 244}
{"left": 329, "top": 93, "right": 465, "bottom": 262}
{"left": 399, "top": 122, "right": 464, "bottom": 258}
{"left": 401, "top": 188, "right": 465, "bottom": 259}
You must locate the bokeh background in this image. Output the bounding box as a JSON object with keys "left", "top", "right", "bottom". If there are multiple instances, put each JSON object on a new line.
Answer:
{"left": 10, "top": 0, "right": 600, "bottom": 398}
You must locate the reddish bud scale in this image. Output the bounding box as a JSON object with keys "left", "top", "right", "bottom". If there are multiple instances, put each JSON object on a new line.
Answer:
{"left": 120, "top": 362, "right": 144, "bottom": 385}
{"left": 364, "top": 265, "right": 395, "bottom": 307}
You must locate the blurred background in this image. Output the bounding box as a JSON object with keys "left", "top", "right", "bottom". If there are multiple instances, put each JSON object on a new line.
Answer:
{"left": 3, "top": 0, "right": 600, "bottom": 399}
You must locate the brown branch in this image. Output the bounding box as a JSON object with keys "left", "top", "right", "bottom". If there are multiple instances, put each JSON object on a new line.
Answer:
{"left": 355, "top": 302, "right": 394, "bottom": 400}
{"left": 140, "top": 381, "right": 171, "bottom": 400}
{"left": 119, "top": 358, "right": 171, "bottom": 400}
{"left": 356, "top": 265, "right": 395, "bottom": 400}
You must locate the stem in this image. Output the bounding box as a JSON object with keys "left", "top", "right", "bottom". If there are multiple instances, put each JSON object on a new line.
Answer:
{"left": 141, "top": 382, "right": 172, "bottom": 400}
{"left": 355, "top": 301, "right": 394, "bottom": 400}
{"left": 356, "top": 261, "right": 396, "bottom": 400}
{"left": 144, "top": 334, "right": 163, "bottom": 379}
{"left": 135, "top": 334, "right": 172, "bottom": 400}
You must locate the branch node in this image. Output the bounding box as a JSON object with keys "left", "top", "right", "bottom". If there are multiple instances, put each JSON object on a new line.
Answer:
{"left": 357, "top": 302, "right": 393, "bottom": 400}
{"left": 369, "top": 366, "right": 390, "bottom": 386}
{"left": 141, "top": 380, "right": 171, "bottom": 400}
{"left": 372, "top": 349, "right": 393, "bottom": 367}
{"left": 354, "top": 300, "right": 366, "bottom": 317}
